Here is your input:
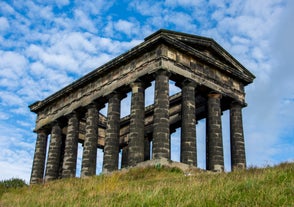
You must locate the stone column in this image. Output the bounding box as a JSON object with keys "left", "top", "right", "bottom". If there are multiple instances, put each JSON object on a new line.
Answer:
{"left": 103, "top": 92, "right": 125, "bottom": 173}
{"left": 58, "top": 134, "right": 66, "bottom": 178}
{"left": 81, "top": 103, "right": 99, "bottom": 177}
{"left": 180, "top": 80, "right": 197, "bottom": 166}
{"left": 152, "top": 69, "right": 170, "bottom": 159}
{"left": 62, "top": 112, "right": 79, "bottom": 178}
{"left": 30, "top": 129, "right": 48, "bottom": 184}
{"left": 206, "top": 93, "right": 224, "bottom": 172}
{"left": 45, "top": 122, "right": 62, "bottom": 181}
{"left": 128, "top": 81, "right": 145, "bottom": 166}
{"left": 230, "top": 101, "right": 246, "bottom": 170}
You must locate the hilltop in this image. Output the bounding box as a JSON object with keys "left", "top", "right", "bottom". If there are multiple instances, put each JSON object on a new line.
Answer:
{"left": 1, "top": 162, "right": 293, "bottom": 206}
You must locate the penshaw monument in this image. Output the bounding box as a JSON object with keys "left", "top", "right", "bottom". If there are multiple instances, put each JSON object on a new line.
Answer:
{"left": 29, "top": 29, "right": 255, "bottom": 184}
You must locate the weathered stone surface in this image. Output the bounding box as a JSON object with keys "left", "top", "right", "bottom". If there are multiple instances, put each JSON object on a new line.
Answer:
{"left": 81, "top": 103, "right": 99, "bottom": 177}
{"left": 62, "top": 112, "right": 79, "bottom": 178}
{"left": 30, "top": 130, "right": 48, "bottom": 184}
{"left": 206, "top": 93, "right": 224, "bottom": 172}
{"left": 45, "top": 122, "right": 62, "bottom": 181}
{"left": 152, "top": 69, "right": 170, "bottom": 159}
{"left": 230, "top": 102, "right": 246, "bottom": 170}
{"left": 103, "top": 93, "right": 125, "bottom": 173}
{"left": 180, "top": 80, "right": 197, "bottom": 166}
{"left": 128, "top": 81, "right": 145, "bottom": 166}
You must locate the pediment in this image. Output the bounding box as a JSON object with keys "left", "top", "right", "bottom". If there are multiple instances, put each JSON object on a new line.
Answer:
{"left": 145, "top": 29, "right": 255, "bottom": 85}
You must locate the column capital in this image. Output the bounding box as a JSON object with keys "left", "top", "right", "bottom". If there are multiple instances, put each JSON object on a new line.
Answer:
{"left": 154, "top": 68, "right": 171, "bottom": 77}
{"left": 50, "top": 120, "right": 61, "bottom": 128}
{"left": 208, "top": 92, "right": 222, "bottom": 99}
{"left": 175, "top": 78, "right": 198, "bottom": 88}
{"left": 230, "top": 100, "right": 247, "bottom": 108}
{"left": 107, "top": 91, "right": 127, "bottom": 101}
{"left": 35, "top": 127, "right": 50, "bottom": 135}
{"left": 65, "top": 110, "right": 80, "bottom": 120}
{"left": 130, "top": 79, "right": 151, "bottom": 90}
{"left": 86, "top": 101, "right": 105, "bottom": 110}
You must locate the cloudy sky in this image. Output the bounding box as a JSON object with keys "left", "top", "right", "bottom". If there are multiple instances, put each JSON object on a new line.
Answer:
{"left": 0, "top": 0, "right": 293, "bottom": 183}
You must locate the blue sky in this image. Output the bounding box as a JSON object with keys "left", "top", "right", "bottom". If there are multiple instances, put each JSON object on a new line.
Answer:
{"left": 0, "top": 0, "right": 293, "bottom": 183}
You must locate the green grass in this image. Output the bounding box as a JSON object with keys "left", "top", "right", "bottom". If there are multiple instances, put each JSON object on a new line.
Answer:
{"left": 0, "top": 163, "right": 293, "bottom": 207}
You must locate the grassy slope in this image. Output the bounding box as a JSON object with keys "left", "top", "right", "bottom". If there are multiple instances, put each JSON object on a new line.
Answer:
{"left": 0, "top": 163, "right": 293, "bottom": 207}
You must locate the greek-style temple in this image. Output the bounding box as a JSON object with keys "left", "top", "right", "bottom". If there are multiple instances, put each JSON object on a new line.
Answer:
{"left": 29, "top": 29, "right": 255, "bottom": 184}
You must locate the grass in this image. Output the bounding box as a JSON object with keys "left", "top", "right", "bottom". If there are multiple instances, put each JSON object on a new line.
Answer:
{"left": 0, "top": 163, "right": 293, "bottom": 207}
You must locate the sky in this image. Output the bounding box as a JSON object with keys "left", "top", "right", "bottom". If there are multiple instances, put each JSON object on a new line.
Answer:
{"left": 0, "top": 0, "right": 293, "bottom": 183}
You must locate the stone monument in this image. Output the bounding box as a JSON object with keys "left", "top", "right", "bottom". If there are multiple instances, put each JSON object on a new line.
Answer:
{"left": 29, "top": 29, "right": 255, "bottom": 184}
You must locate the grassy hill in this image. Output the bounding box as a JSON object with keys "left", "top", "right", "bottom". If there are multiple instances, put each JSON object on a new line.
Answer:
{"left": 0, "top": 162, "right": 293, "bottom": 207}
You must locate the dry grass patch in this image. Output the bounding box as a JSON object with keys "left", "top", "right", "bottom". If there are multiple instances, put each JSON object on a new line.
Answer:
{"left": 1, "top": 162, "right": 293, "bottom": 207}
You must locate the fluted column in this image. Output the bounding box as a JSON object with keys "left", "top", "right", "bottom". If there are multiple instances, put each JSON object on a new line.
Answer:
{"left": 62, "top": 112, "right": 79, "bottom": 178}
{"left": 103, "top": 92, "right": 125, "bottom": 173}
{"left": 30, "top": 129, "right": 48, "bottom": 184}
{"left": 180, "top": 80, "right": 197, "bottom": 166}
{"left": 206, "top": 93, "right": 224, "bottom": 172}
{"left": 128, "top": 81, "right": 145, "bottom": 166}
{"left": 45, "top": 122, "right": 62, "bottom": 181}
{"left": 81, "top": 103, "right": 99, "bottom": 177}
{"left": 230, "top": 101, "right": 246, "bottom": 170}
{"left": 152, "top": 69, "right": 170, "bottom": 159}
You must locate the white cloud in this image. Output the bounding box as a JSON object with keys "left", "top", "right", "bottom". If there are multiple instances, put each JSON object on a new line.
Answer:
{"left": 74, "top": 9, "right": 97, "bottom": 33}
{"left": 0, "top": 91, "right": 24, "bottom": 107}
{"left": 0, "top": 51, "right": 28, "bottom": 77}
{"left": 164, "top": 0, "right": 204, "bottom": 7}
{"left": 115, "top": 19, "right": 138, "bottom": 36}
{"left": 0, "top": 124, "right": 35, "bottom": 182}
{"left": 54, "top": 0, "right": 70, "bottom": 7}
{"left": 75, "top": 0, "right": 114, "bottom": 16}
{"left": 0, "top": 112, "right": 9, "bottom": 120}
{"left": 0, "top": 2, "right": 15, "bottom": 16}
{"left": 129, "top": 1, "right": 163, "bottom": 16}
{"left": 0, "top": 17, "right": 9, "bottom": 32}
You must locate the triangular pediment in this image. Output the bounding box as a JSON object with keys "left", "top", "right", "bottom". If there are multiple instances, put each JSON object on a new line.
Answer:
{"left": 145, "top": 29, "right": 255, "bottom": 85}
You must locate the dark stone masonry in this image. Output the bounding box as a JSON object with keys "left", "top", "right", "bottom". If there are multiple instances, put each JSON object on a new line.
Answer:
{"left": 29, "top": 29, "right": 255, "bottom": 184}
